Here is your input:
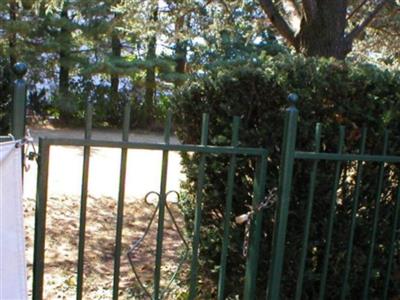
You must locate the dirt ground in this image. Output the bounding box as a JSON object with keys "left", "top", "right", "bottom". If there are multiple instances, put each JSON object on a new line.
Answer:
{"left": 23, "top": 128, "right": 189, "bottom": 299}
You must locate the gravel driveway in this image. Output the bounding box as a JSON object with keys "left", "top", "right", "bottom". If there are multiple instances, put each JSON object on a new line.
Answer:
{"left": 24, "top": 128, "right": 185, "bottom": 201}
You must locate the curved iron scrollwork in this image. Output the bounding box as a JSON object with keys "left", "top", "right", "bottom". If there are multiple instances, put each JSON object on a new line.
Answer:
{"left": 127, "top": 190, "right": 189, "bottom": 299}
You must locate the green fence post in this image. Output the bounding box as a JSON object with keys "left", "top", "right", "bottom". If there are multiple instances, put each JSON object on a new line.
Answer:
{"left": 32, "top": 138, "right": 50, "bottom": 300}
{"left": 217, "top": 116, "right": 240, "bottom": 300}
{"left": 243, "top": 155, "right": 267, "bottom": 299}
{"left": 153, "top": 112, "right": 172, "bottom": 300}
{"left": 267, "top": 94, "right": 299, "bottom": 300}
{"left": 383, "top": 185, "right": 400, "bottom": 300}
{"left": 188, "top": 113, "right": 209, "bottom": 300}
{"left": 76, "top": 100, "right": 93, "bottom": 300}
{"left": 112, "top": 99, "right": 131, "bottom": 300}
{"left": 295, "top": 123, "right": 322, "bottom": 300}
{"left": 12, "top": 62, "right": 28, "bottom": 139}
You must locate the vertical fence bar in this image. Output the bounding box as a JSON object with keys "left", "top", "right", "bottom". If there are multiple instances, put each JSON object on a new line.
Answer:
{"left": 340, "top": 127, "right": 368, "bottom": 300}
{"left": 76, "top": 100, "right": 93, "bottom": 300}
{"left": 362, "top": 130, "right": 388, "bottom": 300}
{"left": 11, "top": 62, "right": 28, "bottom": 140}
{"left": 243, "top": 155, "right": 267, "bottom": 299}
{"left": 217, "top": 116, "right": 240, "bottom": 300}
{"left": 32, "top": 138, "right": 50, "bottom": 300}
{"left": 112, "top": 100, "right": 131, "bottom": 300}
{"left": 266, "top": 94, "right": 299, "bottom": 300}
{"left": 153, "top": 112, "right": 172, "bottom": 300}
{"left": 318, "top": 126, "right": 345, "bottom": 300}
{"left": 383, "top": 185, "right": 400, "bottom": 300}
{"left": 295, "top": 123, "right": 322, "bottom": 300}
{"left": 188, "top": 113, "right": 209, "bottom": 300}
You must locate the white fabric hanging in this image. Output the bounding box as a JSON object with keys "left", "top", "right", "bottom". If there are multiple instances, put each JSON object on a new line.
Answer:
{"left": 0, "top": 141, "right": 27, "bottom": 300}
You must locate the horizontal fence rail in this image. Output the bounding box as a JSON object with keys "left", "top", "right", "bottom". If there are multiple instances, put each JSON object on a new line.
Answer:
{"left": 34, "top": 138, "right": 269, "bottom": 156}
{"left": 294, "top": 151, "right": 400, "bottom": 163}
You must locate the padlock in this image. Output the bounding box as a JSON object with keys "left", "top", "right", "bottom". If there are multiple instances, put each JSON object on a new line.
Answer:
{"left": 28, "top": 152, "right": 37, "bottom": 161}
{"left": 235, "top": 213, "right": 250, "bottom": 225}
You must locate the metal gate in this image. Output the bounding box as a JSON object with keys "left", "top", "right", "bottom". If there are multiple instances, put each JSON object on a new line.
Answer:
{"left": 31, "top": 100, "right": 269, "bottom": 300}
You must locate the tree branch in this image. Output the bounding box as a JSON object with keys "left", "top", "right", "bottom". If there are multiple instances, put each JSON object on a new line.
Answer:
{"left": 284, "top": 0, "right": 301, "bottom": 16}
{"left": 301, "top": 0, "right": 317, "bottom": 21}
{"left": 346, "top": 0, "right": 387, "bottom": 42}
{"left": 347, "top": 0, "right": 368, "bottom": 20}
{"left": 282, "top": 0, "right": 301, "bottom": 31}
{"left": 373, "top": 26, "right": 400, "bottom": 37}
{"left": 259, "top": 0, "right": 298, "bottom": 48}
{"left": 171, "top": 0, "right": 213, "bottom": 18}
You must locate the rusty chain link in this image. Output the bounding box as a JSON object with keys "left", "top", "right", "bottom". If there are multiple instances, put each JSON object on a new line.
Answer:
{"left": 236, "top": 188, "right": 277, "bottom": 257}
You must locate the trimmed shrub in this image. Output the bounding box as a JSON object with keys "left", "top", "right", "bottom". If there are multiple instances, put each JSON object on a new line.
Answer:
{"left": 172, "top": 54, "right": 400, "bottom": 299}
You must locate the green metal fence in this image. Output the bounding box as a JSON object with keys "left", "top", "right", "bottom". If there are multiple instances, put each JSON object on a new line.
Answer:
{"left": 267, "top": 94, "right": 400, "bottom": 300}
{"left": 11, "top": 63, "right": 399, "bottom": 299}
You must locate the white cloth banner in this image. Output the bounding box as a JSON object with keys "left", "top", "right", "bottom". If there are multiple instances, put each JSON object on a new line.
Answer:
{"left": 0, "top": 141, "right": 27, "bottom": 300}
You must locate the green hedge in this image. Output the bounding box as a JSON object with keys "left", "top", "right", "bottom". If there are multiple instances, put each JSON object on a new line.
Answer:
{"left": 171, "top": 54, "right": 400, "bottom": 299}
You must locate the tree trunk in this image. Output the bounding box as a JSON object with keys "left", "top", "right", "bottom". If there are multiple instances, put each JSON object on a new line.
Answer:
{"left": 59, "top": 54, "right": 69, "bottom": 97}
{"left": 175, "top": 42, "right": 187, "bottom": 75}
{"left": 143, "top": 8, "right": 158, "bottom": 122}
{"left": 258, "top": 0, "right": 386, "bottom": 59}
{"left": 174, "top": 15, "right": 187, "bottom": 87}
{"left": 9, "top": 0, "right": 17, "bottom": 67}
{"left": 144, "top": 35, "right": 156, "bottom": 119}
{"left": 110, "top": 31, "right": 121, "bottom": 104}
{"left": 57, "top": 3, "right": 73, "bottom": 123}
{"left": 59, "top": 6, "right": 70, "bottom": 98}
{"left": 296, "top": 0, "right": 350, "bottom": 59}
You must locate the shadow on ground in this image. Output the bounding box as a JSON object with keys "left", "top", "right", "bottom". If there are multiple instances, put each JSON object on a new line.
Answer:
{"left": 24, "top": 195, "right": 189, "bottom": 299}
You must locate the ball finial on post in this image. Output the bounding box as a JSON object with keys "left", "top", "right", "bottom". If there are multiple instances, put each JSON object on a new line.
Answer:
{"left": 12, "top": 62, "right": 28, "bottom": 139}
{"left": 288, "top": 93, "right": 298, "bottom": 106}
{"left": 13, "top": 62, "right": 28, "bottom": 80}
{"left": 287, "top": 93, "right": 299, "bottom": 111}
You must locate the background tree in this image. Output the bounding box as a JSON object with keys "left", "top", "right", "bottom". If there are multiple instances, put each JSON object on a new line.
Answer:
{"left": 257, "top": 0, "right": 400, "bottom": 59}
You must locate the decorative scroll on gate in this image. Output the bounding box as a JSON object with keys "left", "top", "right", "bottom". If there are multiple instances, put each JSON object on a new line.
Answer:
{"left": 127, "top": 190, "right": 189, "bottom": 299}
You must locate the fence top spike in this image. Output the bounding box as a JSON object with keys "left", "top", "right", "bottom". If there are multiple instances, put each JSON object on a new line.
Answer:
{"left": 13, "top": 62, "right": 28, "bottom": 79}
